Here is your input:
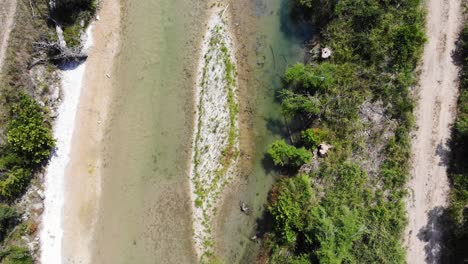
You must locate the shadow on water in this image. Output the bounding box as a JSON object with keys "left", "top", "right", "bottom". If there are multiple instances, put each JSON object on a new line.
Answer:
{"left": 279, "top": 0, "right": 315, "bottom": 44}
{"left": 57, "top": 59, "right": 86, "bottom": 71}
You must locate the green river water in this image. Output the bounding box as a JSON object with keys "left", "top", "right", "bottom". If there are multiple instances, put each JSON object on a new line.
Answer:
{"left": 91, "top": 0, "right": 312, "bottom": 263}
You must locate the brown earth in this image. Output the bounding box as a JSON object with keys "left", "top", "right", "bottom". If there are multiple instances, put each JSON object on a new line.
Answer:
{"left": 406, "top": 0, "right": 463, "bottom": 263}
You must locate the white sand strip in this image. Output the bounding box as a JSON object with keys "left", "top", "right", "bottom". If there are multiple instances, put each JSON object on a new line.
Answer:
{"left": 39, "top": 26, "right": 93, "bottom": 264}
{"left": 190, "top": 7, "right": 239, "bottom": 261}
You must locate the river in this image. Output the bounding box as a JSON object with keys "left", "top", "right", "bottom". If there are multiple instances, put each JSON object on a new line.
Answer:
{"left": 89, "top": 0, "right": 311, "bottom": 263}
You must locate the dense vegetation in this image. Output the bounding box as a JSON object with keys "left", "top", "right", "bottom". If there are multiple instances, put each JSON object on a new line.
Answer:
{"left": 0, "top": 0, "right": 94, "bottom": 262}
{"left": 51, "top": 0, "right": 97, "bottom": 47}
{"left": 445, "top": 19, "right": 468, "bottom": 263}
{"left": 262, "top": 0, "right": 426, "bottom": 263}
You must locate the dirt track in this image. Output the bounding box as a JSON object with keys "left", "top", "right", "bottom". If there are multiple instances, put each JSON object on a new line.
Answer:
{"left": 0, "top": 0, "right": 16, "bottom": 71}
{"left": 406, "top": 0, "right": 463, "bottom": 263}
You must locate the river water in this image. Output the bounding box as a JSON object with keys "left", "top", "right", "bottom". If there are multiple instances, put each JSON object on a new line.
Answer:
{"left": 90, "top": 0, "right": 311, "bottom": 263}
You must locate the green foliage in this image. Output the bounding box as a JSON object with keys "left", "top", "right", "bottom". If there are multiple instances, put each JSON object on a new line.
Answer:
{"left": 0, "top": 168, "right": 31, "bottom": 200}
{"left": 263, "top": 0, "right": 426, "bottom": 262}
{"left": 445, "top": 22, "right": 468, "bottom": 262}
{"left": 268, "top": 175, "right": 314, "bottom": 244}
{"left": 51, "top": 0, "right": 97, "bottom": 47}
{"left": 267, "top": 140, "right": 312, "bottom": 167}
{"left": 7, "top": 93, "right": 55, "bottom": 166}
{"left": 308, "top": 206, "right": 362, "bottom": 264}
{"left": 284, "top": 63, "right": 336, "bottom": 93}
{"left": 301, "top": 128, "right": 328, "bottom": 148}
{"left": 0, "top": 205, "right": 18, "bottom": 242}
{"left": 0, "top": 246, "right": 33, "bottom": 264}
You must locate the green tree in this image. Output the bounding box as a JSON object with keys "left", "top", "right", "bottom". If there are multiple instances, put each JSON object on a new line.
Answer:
{"left": 267, "top": 140, "right": 312, "bottom": 167}
{"left": 6, "top": 94, "right": 55, "bottom": 166}
{"left": 0, "top": 167, "right": 31, "bottom": 200}
{"left": 269, "top": 175, "right": 314, "bottom": 244}
{"left": 301, "top": 128, "right": 328, "bottom": 148}
{"left": 0, "top": 205, "right": 18, "bottom": 242}
{"left": 0, "top": 246, "right": 33, "bottom": 264}
{"left": 308, "top": 206, "right": 363, "bottom": 264}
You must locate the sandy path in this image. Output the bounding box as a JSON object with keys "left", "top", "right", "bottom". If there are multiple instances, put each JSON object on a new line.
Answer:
{"left": 406, "top": 0, "right": 463, "bottom": 263}
{"left": 0, "top": 0, "right": 16, "bottom": 71}
{"left": 61, "top": 0, "right": 120, "bottom": 263}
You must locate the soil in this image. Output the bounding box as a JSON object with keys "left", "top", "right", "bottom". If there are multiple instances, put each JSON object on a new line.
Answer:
{"left": 0, "top": 0, "right": 17, "bottom": 71}
{"left": 406, "top": 0, "right": 463, "bottom": 263}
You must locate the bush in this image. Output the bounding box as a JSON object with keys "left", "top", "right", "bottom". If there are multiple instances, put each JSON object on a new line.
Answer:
{"left": 0, "top": 167, "right": 31, "bottom": 200}
{"left": 268, "top": 175, "right": 314, "bottom": 244}
{"left": 301, "top": 128, "right": 328, "bottom": 148}
{"left": 0, "top": 246, "right": 33, "bottom": 264}
{"left": 267, "top": 140, "right": 312, "bottom": 167}
{"left": 6, "top": 93, "right": 55, "bottom": 166}
{"left": 0, "top": 205, "right": 18, "bottom": 242}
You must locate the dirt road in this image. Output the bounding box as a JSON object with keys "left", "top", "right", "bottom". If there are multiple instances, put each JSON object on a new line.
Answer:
{"left": 406, "top": 0, "right": 463, "bottom": 263}
{"left": 0, "top": 0, "right": 16, "bottom": 71}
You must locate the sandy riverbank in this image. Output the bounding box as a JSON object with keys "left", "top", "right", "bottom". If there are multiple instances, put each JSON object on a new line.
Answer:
{"left": 39, "top": 26, "right": 94, "bottom": 264}
{"left": 60, "top": 0, "right": 121, "bottom": 262}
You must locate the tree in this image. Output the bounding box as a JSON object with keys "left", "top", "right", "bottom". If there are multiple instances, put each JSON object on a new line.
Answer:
{"left": 6, "top": 94, "right": 55, "bottom": 166}
{"left": 0, "top": 205, "right": 18, "bottom": 242}
{"left": 267, "top": 140, "right": 312, "bottom": 167}
{"left": 0, "top": 167, "right": 31, "bottom": 200}
{"left": 284, "top": 63, "right": 336, "bottom": 93}
{"left": 269, "top": 175, "right": 314, "bottom": 244}
{"left": 308, "top": 206, "right": 363, "bottom": 264}
{"left": 301, "top": 128, "right": 329, "bottom": 148}
{"left": 0, "top": 246, "right": 33, "bottom": 264}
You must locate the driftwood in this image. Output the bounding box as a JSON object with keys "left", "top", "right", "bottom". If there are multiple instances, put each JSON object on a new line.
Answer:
{"left": 30, "top": 41, "right": 88, "bottom": 68}
{"left": 240, "top": 201, "right": 251, "bottom": 215}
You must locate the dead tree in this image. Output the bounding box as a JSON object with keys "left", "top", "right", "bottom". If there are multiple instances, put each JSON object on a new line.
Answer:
{"left": 30, "top": 41, "right": 88, "bottom": 68}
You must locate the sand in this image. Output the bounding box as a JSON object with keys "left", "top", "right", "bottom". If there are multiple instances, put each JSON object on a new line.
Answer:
{"left": 59, "top": 0, "right": 120, "bottom": 263}
{"left": 0, "top": 0, "right": 16, "bottom": 71}
{"left": 189, "top": 5, "right": 240, "bottom": 260}
{"left": 39, "top": 26, "right": 94, "bottom": 264}
{"left": 405, "top": 0, "right": 463, "bottom": 263}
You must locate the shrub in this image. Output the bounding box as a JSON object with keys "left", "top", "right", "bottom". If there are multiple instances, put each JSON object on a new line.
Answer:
{"left": 301, "top": 128, "right": 328, "bottom": 148}
{"left": 268, "top": 175, "right": 314, "bottom": 244}
{"left": 0, "top": 205, "right": 18, "bottom": 242}
{"left": 267, "top": 140, "right": 312, "bottom": 167}
{"left": 0, "top": 167, "right": 31, "bottom": 200}
{"left": 0, "top": 246, "right": 33, "bottom": 264}
{"left": 6, "top": 93, "right": 55, "bottom": 166}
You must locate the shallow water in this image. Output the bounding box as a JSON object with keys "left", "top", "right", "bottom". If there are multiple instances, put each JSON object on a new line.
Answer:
{"left": 90, "top": 0, "right": 208, "bottom": 263}
{"left": 89, "top": 0, "right": 312, "bottom": 262}
{"left": 214, "top": 0, "right": 314, "bottom": 262}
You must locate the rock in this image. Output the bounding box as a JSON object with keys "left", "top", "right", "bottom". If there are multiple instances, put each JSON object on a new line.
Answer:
{"left": 32, "top": 203, "right": 43, "bottom": 211}
{"left": 50, "top": 85, "right": 60, "bottom": 102}
{"left": 240, "top": 202, "right": 251, "bottom": 215}
{"left": 318, "top": 143, "right": 332, "bottom": 157}
{"left": 321, "top": 47, "right": 332, "bottom": 59}
{"left": 37, "top": 190, "right": 45, "bottom": 200}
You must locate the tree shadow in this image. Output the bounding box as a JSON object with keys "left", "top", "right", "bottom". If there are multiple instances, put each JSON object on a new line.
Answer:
{"left": 417, "top": 206, "right": 451, "bottom": 264}
{"left": 435, "top": 142, "right": 450, "bottom": 167}
{"left": 265, "top": 116, "right": 286, "bottom": 136}
{"left": 57, "top": 59, "right": 86, "bottom": 71}
{"left": 279, "top": 0, "right": 316, "bottom": 44}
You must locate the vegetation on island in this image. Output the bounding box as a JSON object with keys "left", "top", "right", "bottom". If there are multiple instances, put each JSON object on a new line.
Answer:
{"left": 261, "top": 0, "right": 426, "bottom": 263}
{"left": 0, "top": 0, "right": 96, "bottom": 262}
{"left": 444, "top": 15, "right": 468, "bottom": 262}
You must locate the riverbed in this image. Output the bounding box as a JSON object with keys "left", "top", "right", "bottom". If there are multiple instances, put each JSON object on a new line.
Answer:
{"left": 87, "top": 0, "right": 311, "bottom": 263}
